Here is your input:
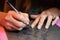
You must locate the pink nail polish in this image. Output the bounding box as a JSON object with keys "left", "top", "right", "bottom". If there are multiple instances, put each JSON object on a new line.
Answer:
{"left": 56, "top": 19, "right": 60, "bottom": 27}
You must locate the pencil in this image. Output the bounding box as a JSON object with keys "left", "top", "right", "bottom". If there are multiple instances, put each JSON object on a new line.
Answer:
{"left": 7, "top": 2, "right": 31, "bottom": 29}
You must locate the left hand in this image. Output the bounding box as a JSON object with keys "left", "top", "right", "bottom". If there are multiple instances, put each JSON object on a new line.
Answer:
{"left": 30, "top": 8, "right": 60, "bottom": 29}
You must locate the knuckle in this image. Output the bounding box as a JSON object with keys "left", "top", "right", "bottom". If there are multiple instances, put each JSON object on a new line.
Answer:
{"left": 41, "top": 11, "right": 46, "bottom": 14}
{"left": 5, "top": 16, "right": 8, "bottom": 20}
{"left": 8, "top": 10, "right": 15, "bottom": 15}
{"left": 8, "top": 11, "right": 13, "bottom": 14}
{"left": 8, "top": 10, "right": 14, "bottom": 13}
{"left": 6, "top": 22, "right": 10, "bottom": 26}
{"left": 5, "top": 16, "right": 9, "bottom": 21}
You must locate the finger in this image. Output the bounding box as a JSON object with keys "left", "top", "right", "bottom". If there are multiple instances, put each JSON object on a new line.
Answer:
{"left": 6, "top": 22, "right": 23, "bottom": 31}
{"left": 52, "top": 16, "right": 59, "bottom": 26}
{"left": 8, "top": 11, "right": 29, "bottom": 24}
{"left": 4, "top": 25, "right": 14, "bottom": 31}
{"left": 56, "top": 18, "right": 60, "bottom": 27}
{"left": 31, "top": 15, "right": 40, "bottom": 28}
{"left": 45, "top": 15, "right": 53, "bottom": 29}
{"left": 1, "top": 18, "right": 14, "bottom": 31}
{"left": 5, "top": 15, "right": 26, "bottom": 28}
{"left": 37, "top": 15, "right": 47, "bottom": 29}
{"left": 30, "top": 15, "right": 38, "bottom": 19}
{"left": 5, "top": 26, "right": 23, "bottom": 31}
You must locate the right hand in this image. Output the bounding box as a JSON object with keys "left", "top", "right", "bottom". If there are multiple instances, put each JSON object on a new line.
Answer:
{"left": 0, "top": 11, "right": 29, "bottom": 31}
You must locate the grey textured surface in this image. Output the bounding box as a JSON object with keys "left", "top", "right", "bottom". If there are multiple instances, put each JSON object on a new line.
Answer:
{"left": 6, "top": 25, "right": 60, "bottom": 40}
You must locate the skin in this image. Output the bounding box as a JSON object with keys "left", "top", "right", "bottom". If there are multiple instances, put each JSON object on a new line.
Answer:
{"left": 0, "top": 11, "right": 29, "bottom": 31}
{"left": 0, "top": 8, "right": 60, "bottom": 31}
{"left": 31, "top": 8, "right": 60, "bottom": 29}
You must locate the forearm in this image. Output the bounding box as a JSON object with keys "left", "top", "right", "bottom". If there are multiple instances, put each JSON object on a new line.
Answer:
{"left": 0, "top": 12, "right": 7, "bottom": 21}
{"left": 0, "top": 12, "right": 8, "bottom": 40}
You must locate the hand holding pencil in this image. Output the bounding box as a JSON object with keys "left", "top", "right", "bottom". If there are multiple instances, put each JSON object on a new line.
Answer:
{"left": 0, "top": 2, "right": 30, "bottom": 31}
{"left": 0, "top": 11, "right": 30, "bottom": 31}
{"left": 0, "top": 2, "right": 29, "bottom": 31}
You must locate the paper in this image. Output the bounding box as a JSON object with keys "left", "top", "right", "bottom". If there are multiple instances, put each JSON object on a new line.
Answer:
{"left": 56, "top": 19, "right": 60, "bottom": 27}
{"left": 0, "top": 26, "right": 8, "bottom": 40}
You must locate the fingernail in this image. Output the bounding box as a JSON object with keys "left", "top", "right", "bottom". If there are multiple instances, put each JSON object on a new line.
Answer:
{"left": 52, "top": 22, "right": 55, "bottom": 26}
{"left": 31, "top": 25, "right": 34, "bottom": 28}
{"left": 45, "top": 26, "right": 49, "bottom": 29}
{"left": 18, "top": 28, "right": 23, "bottom": 31}
{"left": 52, "top": 23, "right": 54, "bottom": 26}
{"left": 37, "top": 26, "right": 42, "bottom": 29}
{"left": 27, "top": 22, "right": 29, "bottom": 25}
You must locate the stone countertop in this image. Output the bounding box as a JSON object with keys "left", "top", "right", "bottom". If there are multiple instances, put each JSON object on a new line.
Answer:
{"left": 6, "top": 25, "right": 60, "bottom": 40}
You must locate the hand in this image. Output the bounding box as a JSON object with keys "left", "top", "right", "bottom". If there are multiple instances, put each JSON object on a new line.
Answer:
{"left": 30, "top": 8, "right": 60, "bottom": 29}
{"left": 0, "top": 11, "right": 29, "bottom": 31}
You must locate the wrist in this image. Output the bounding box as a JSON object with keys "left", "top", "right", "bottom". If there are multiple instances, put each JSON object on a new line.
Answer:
{"left": 0, "top": 12, "right": 7, "bottom": 20}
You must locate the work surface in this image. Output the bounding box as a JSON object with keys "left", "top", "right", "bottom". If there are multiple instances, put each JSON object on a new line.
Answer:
{"left": 6, "top": 25, "right": 60, "bottom": 40}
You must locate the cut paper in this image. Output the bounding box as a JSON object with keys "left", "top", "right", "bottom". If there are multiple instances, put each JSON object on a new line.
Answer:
{"left": 0, "top": 26, "right": 8, "bottom": 40}
{"left": 56, "top": 19, "right": 60, "bottom": 27}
